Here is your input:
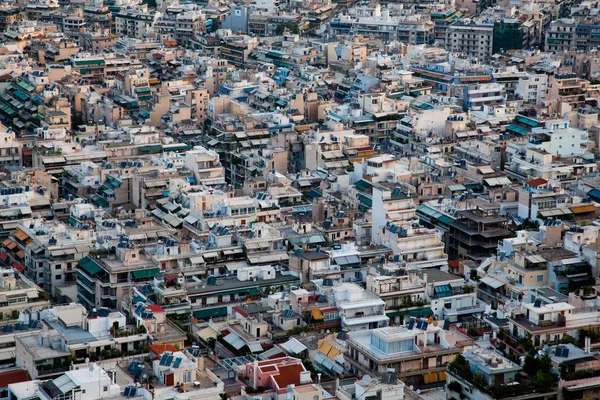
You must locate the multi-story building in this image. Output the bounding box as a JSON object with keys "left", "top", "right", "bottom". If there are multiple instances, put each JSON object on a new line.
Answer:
{"left": 345, "top": 324, "right": 473, "bottom": 386}
{"left": 446, "top": 19, "right": 494, "bottom": 59}
{"left": 545, "top": 18, "right": 577, "bottom": 53}
{"left": 463, "top": 83, "right": 505, "bottom": 110}
{"left": 448, "top": 198, "right": 510, "bottom": 261}
{"left": 515, "top": 73, "right": 548, "bottom": 105}
{"left": 115, "top": 8, "right": 156, "bottom": 39}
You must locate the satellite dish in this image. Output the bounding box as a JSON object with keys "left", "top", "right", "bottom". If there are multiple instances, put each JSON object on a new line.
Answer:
{"left": 362, "top": 375, "right": 372, "bottom": 385}
{"left": 85, "top": 358, "right": 90, "bottom": 364}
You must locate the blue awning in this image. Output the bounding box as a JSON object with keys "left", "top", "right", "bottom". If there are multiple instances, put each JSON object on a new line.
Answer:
{"left": 588, "top": 188, "right": 600, "bottom": 202}
{"left": 219, "top": 87, "right": 230, "bottom": 94}
{"left": 506, "top": 124, "right": 529, "bottom": 135}
{"left": 32, "top": 96, "right": 43, "bottom": 104}
{"left": 243, "top": 87, "right": 256, "bottom": 93}
{"left": 187, "top": 177, "right": 196, "bottom": 183}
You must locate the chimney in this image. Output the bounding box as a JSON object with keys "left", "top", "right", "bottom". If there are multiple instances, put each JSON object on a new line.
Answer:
{"left": 253, "top": 359, "right": 258, "bottom": 386}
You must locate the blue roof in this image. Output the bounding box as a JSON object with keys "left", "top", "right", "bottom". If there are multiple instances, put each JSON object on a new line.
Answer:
{"left": 588, "top": 188, "right": 600, "bottom": 201}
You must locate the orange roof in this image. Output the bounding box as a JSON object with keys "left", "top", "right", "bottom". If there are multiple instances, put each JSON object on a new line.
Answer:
{"left": 272, "top": 363, "right": 305, "bottom": 389}
{"left": 527, "top": 178, "right": 547, "bottom": 187}
{"left": 148, "top": 344, "right": 178, "bottom": 355}
{"left": 232, "top": 306, "right": 249, "bottom": 318}
{"left": 570, "top": 204, "right": 598, "bottom": 214}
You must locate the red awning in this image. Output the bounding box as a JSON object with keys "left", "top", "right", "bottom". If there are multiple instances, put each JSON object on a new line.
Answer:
{"left": 11, "top": 262, "right": 23, "bottom": 273}
{"left": 0, "top": 252, "right": 7, "bottom": 262}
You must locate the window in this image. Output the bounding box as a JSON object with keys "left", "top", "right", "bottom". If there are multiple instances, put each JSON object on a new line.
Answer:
{"left": 55, "top": 275, "right": 62, "bottom": 280}
{"left": 183, "top": 371, "right": 192, "bottom": 383}
{"left": 55, "top": 265, "right": 61, "bottom": 270}
{"left": 537, "top": 275, "right": 544, "bottom": 282}
{"left": 103, "top": 387, "right": 108, "bottom": 392}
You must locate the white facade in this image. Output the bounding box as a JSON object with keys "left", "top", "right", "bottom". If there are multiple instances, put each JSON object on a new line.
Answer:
{"left": 515, "top": 74, "right": 548, "bottom": 105}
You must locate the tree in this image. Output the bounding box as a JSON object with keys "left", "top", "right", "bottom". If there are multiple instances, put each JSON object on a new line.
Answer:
{"left": 275, "top": 22, "right": 299, "bottom": 35}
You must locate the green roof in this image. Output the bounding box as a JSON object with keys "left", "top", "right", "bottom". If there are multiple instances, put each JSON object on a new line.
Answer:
{"left": 386, "top": 309, "right": 410, "bottom": 318}
{"left": 131, "top": 268, "right": 160, "bottom": 280}
{"left": 163, "top": 144, "right": 191, "bottom": 151}
{"left": 78, "top": 256, "right": 103, "bottom": 277}
{"left": 515, "top": 115, "right": 540, "bottom": 127}
{"left": 409, "top": 307, "right": 433, "bottom": 317}
{"left": 355, "top": 179, "right": 374, "bottom": 192}
{"left": 193, "top": 307, "right": 228, "bottom": 319}
{"left": 73, "top": 59, "right": 105, "bottom": 66}
{"left": 288, "top": 235, "right": 326, "bottom": 246}
{"left": 138, "top": 144, "right": 162, "bottom": 152}
{"left": 135, "top": 87, "right": 151, "bottom": 93}
{"left": 91, "top": 194, "right": 109, "bottom": 207}
{"left": 12, "top": 89, "right": 28, "bottom": 101}
{"left": 506, "top": 123, "right": 529, "bottom": 135}
{"left": 16, "top": 80, "right": 34, "bottom": 92}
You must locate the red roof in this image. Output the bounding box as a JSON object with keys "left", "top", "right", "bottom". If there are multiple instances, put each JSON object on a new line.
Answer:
{"left": 232, "top": 306, "right": 249, "bottom": 318}
{"left": 147, "top": 304, "right": 165, "bottom": 313}
{"left": 272, "top": 363, "right": 305, "bottom": 389}
{"left": 0, "top": 369, "right": 30, "bottom": 388}
{"left": 448, "top": 260, "right": 460, "bottom": 268}
{"left": 527, "top": 178, "right": 547, "bottom": 187}
{"left": 148, "top": 344, "right": 178, "bottom": 355}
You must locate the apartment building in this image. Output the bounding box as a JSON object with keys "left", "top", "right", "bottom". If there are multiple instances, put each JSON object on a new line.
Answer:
{"left": 446, "top": 19, "right": 494, "bottom": 59}
{"left": 345, "top": 324, "right": 473, "bottom": 385}
{"left": 115, "top": 9, "right": 156, "bottom": 39}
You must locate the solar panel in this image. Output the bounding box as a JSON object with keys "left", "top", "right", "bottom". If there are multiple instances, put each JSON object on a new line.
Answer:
{"left": 173, "top": 358, "right": 182, "bottom": 368}
{"left": 563, "top": 348, "right": 569, "bottom": 357}
{"left": 124, "top": 388, "right": 131, "bottom": 397}
{"left": 533, "top": 299, "right": 542, "bottom": 308}
{"left": 165, "top": 355, "right": 174, "bottom": 366}
{"left": 443, "top": 319, "right": 450, "bottom": 330}
{"left": 555, "top": 347, "right": 563, "bottom": 357}
{"left": 135, "top": 304, "right": 144, "bottom": 315}
{"left": 422, "top": 322, "right": 428, "bottom": 330}
{"left": 159, "top": 354, "right": 168, "bottom": 366}
{"left": 129, "top": 388, "right": 137, "bottom": 397}
{"left": 408, "top": 318, "right": 415, "bottom": 330}
{"left": 283, "top": 309, "right": 294, "bottom": 318}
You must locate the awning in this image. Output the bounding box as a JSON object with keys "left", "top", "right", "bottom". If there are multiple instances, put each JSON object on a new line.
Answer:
{"left": 587, "top": 188, "right": 600, "bottom": 202}
{"left": 223, "top": 332, "right": 245, "bottom": 350}
{"left": 409, "top": 307, "right": 433, "bottom": 317}
{"left": 484, "top": 177, "right": 511, "bottom": 187}
{"left": 312, "top": 309, "right": 325, "bottom": 321}
{"left": 480, "top": 276, "right": 504, "bottom": 289}
{"left": 248, "top": 343, "right": 263, "bottom": 353}
{"left": 138, "top": 144, "right": 162, "bottom": 152}
{"left": 570, "top": 204, "right": 597, "bottom": 214}
{"left": 193, "top": 307, "right": 227, "bottom": 320}
{"left": 434, "top": 284, "right": 453, "bottom": 298}
{"left": 386, "top": 309, "right": 410, "bottom": 318}
{"left": 197, "top": 326, "right": 218, "bottom": 341}
{"left": 3, "top": 239, "right": 16, "bottom": 250}
{"left": 448, "top": 184, "right": 467, "bottom": 192}
{"left": 15, "top": 230, "right": 29, "bottom": 242}
{"left": 539, "top": 208, "right": 573, "bottom": 217}
{"left": 280, "top": 338, "right": 307, "bottom": 355}
{"left": 78, "top": 256, "right": 103, "bottom": 276}
{"left": 11, "top": 262, "right": 23, "bottom": 273}
{"left": 0, "top": 252, "right": 7, "bottom": 262}
{"left": 15, "top": 250, "right": 24, "bottom": 259}
{"left": 131, "top": 268, "right": 160, "bottom": 280}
